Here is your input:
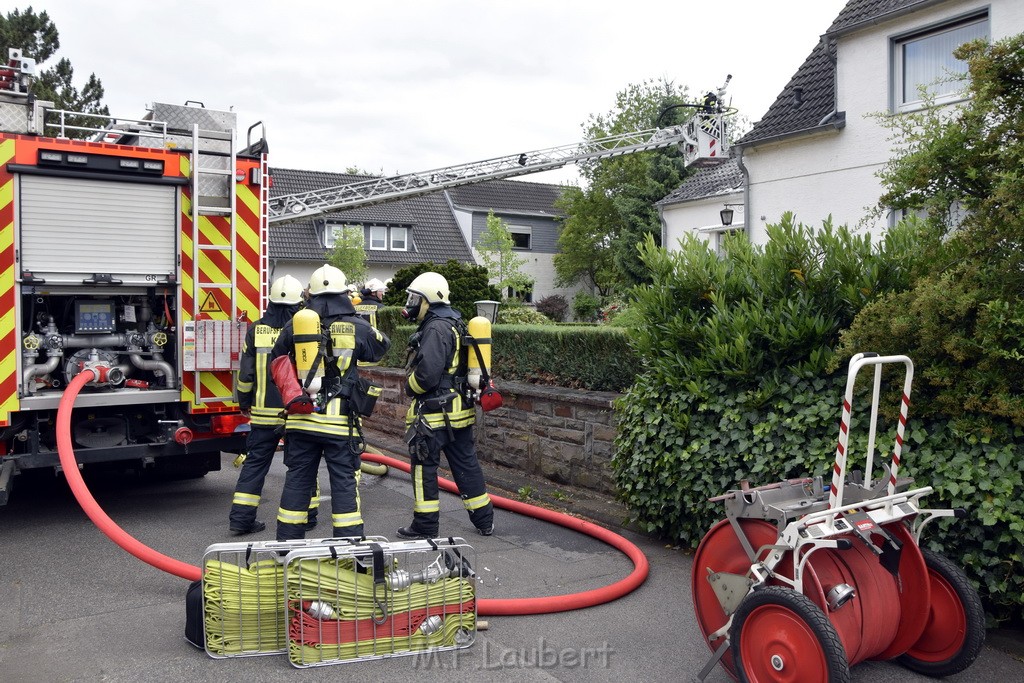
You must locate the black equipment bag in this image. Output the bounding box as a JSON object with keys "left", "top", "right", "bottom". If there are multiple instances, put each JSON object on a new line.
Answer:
{"left": 184, "top": 579, "right": 204, "bottom": 649}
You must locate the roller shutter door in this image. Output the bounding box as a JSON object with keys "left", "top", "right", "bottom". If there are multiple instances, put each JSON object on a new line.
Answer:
{"left": 19, "top": 175, "right": 177, "bottom": 285}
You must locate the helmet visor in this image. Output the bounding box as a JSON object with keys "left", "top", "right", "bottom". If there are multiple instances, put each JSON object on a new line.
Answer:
{"left": 402, "top": 292, "right": 424, "bottom": 320}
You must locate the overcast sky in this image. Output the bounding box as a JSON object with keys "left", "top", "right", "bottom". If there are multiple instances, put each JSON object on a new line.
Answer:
{"left": 34, "top": 0, "right": 847, "bottom": 185}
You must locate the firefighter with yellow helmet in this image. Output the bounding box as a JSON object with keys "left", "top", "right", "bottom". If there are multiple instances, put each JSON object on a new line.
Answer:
{"left": 268, "top": 265, "right": 390, "bottom": 540}
{"left": 397, "top": 271, "right": 495, "bottom": 539}
{"left": 230, "top": 274, "right": 319, "bottom": 535}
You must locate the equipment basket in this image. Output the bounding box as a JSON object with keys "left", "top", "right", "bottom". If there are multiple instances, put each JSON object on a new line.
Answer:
{"left": 691, "top": 353, "right": 985, "bottom": 682}
{"left": 198, "top": 536, "right": 388, "bottom": 658}
{"left": 283, "top": 536, "right": 477, "bottom": 667}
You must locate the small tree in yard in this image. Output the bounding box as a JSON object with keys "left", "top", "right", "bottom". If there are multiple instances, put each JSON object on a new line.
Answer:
{"left": 477, "top": 211, "right": 532, "bottom": 299}
{"left": 325, "top": 225, "right": 367, "bottom": 283}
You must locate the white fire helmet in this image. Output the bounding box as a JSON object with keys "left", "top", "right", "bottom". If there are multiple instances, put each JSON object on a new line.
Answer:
{"left": 268, "top": 274, "right": 304, "bottom": 304}
{"left": 308, "top": 264, "right": 348, "bottom": 295}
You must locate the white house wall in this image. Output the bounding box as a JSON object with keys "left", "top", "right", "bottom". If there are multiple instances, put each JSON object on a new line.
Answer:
{"left": 662, "top": 193, "right": 744, "bottom": 250}
{"left": 742, "top": 0, "right": 1022, "bottom": 245}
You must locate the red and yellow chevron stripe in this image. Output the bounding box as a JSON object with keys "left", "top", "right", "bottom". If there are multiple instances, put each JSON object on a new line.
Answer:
{"left": 0, "top": 138, "right": 17, "bottom": 426}
{"left": 180, "top": 155, "right": 266, "bottom": 413}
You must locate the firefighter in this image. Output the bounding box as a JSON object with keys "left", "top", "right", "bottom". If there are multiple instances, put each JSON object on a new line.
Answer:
{"left": 397, "top": 271, "right": 494, "bottom": 539}
{"left": 359, "top": 278, "right": 387, "bottom": 309}
{"left": 269, "top": 265, "right": 390, "bottom": 540}
{"left": 230, "top": 274, "right": 320, "bottom": 535}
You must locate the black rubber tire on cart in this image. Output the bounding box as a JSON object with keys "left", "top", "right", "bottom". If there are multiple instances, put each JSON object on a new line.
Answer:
{"left": 731, "top": 585, "right": 850, "bottom": 683}
{"left": 897, "top": 548, "right": 985, "bottom": 677}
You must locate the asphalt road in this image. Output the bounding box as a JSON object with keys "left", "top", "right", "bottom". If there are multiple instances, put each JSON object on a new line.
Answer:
{"left": 0, "top": 453, "right": 1021, "bottom": 682}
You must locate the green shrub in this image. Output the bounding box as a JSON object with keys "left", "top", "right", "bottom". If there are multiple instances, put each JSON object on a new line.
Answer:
{"left": 535, "top": 294, "right": 569, "bottom": 322}
{"left": 572, "top": 291, "right": 601, "bottom": 322}
{"left": 613, "top": 215, "right": 1022, "bottom": 623}
{"left": 497, "top": 304, "right": 555, "bottom": 326}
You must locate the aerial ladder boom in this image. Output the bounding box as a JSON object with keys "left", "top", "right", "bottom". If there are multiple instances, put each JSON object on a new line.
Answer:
{"left": 269, "top": 77, "right": 734, "bottom": 223}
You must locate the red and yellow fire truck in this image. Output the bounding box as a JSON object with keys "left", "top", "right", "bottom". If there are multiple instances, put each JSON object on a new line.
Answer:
{"left": 0, "top": 49, "right": 267, "bottom": 502}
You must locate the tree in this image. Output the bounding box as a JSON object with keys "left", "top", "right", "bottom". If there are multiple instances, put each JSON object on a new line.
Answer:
{"left": 553, "top": 185, "right": 619, "bottom": 296}
{"left": 325, "top": 225, "right": 368, "bottom": 283}
{"left": 555, "top": 79, "right": 700, "bottom": 291}
{"left": 0, "top": 7, "right": 108, "bottom": 136}
{"left": 836, "top": 33, "right": 1024, "bottom": 425}
{"left": 476, "top": 211, "right": 532, "bottom": 299}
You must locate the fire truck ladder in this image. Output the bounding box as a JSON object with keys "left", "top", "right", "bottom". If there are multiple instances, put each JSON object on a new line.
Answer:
{"left": 267, "top": 116, "right": 730, "bottom": 223}
{"left": 189, "top": 124, "right": 237, "bottom": 404}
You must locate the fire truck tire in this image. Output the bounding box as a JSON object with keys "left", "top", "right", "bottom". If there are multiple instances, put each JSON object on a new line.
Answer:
{"left": 731, "top": 586, "right": 850, "bottom": 683}
{"left": 896, "top": 548, "right": 985, "bottom": 677}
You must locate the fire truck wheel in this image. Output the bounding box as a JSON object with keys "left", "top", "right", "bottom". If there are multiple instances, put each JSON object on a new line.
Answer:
{"left": 897, "top": 548, "right": 985, "bottom": 677}
{"left": 731, "top": 586, "right": 850, "bottom": 683}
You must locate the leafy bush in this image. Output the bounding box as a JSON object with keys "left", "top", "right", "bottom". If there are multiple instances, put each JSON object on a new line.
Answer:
{"left": 572, "top": 291, "right": 601, "bottom": 322}
{"left": 535, "top": 294, "right": 569, "bottom": 322}
{"left": 497, "top": 304, "right": 555, "bottom": 326}
{"left": 383, "top": 260, "right": 500, "bottom": 321}
{"left": 613, "top": 216, "right": 1023, "bottom": 622}
{"left": 600, "top": 298, "right": 627, "bottom": 324}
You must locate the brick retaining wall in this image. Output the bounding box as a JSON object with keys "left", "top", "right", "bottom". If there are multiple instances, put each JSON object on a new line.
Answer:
{"left": 359, "top": 367, "right": 620, "bottom": 495}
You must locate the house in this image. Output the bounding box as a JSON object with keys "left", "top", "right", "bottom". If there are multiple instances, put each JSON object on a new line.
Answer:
{"left": 658, "top": 0, "right": 1023, "bottom": 247}
{"left": 447, "top": 179, "right": 574, "bottom": 303}
{"left": 267, "top": 168, "right": 570, "bottom": 301}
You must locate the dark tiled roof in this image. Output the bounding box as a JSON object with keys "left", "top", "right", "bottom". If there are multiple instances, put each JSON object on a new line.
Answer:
{"left": 656, "top": 157, "right": 743, "bottom": 206}
{"left": 738, "top": 1, "right": 938, "bottom": 147}
{"left": 268, "top": 167, "right": 474, "bottom": 265}
{"left": 826, "top": 0, "right": 936, "bottom": 35}
{"left": 447, "top": 179, "right": 566, "bottom": 216}
{"left": 736, "top": 38, "right": 841, "bottom": 146}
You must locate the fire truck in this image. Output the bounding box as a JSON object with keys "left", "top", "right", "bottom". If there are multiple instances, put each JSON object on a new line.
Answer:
{"left": 0, "top": 49, "right": 267, "bottom": 502}
{"left": 0, "top": 48, "right": 732, "bottom": 505}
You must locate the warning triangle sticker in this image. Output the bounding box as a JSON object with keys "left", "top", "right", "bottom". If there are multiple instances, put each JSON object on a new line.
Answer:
{"left": 199, "top": 292, "right": 222, "bottom": 313}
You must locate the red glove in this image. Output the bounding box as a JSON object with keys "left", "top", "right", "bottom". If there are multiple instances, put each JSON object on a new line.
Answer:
{"left": 270, "top": 355, "right": 315, "bottom": 414}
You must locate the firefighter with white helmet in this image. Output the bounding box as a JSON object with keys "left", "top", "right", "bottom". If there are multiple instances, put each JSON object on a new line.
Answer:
{"left": 268, "top": 264, "right": 390, "bottom": 540}
{"left": 360, "top": 278, "right": 387, "bottom": 309}
{"left": 397, "top": 271, "right": 494, "bottom": 539}
{"left": 230, "top": 274, "right": 319, "bottom": 535}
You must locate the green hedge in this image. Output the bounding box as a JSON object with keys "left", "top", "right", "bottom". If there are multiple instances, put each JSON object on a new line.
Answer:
{"left": 491, "top": 324, "right": 636, "bottom": 391}
{"left": 376, "top": 319, "right": 636, "bottom": 392}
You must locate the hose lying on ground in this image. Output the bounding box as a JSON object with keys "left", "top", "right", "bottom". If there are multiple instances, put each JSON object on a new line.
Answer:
{"left": 56, "top": 370, "right": 649, "bottom": 614}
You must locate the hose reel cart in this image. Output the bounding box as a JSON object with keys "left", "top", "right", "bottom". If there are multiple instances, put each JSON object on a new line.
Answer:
{"left": 691, "top": 353, "right": 985, "bottom": 682}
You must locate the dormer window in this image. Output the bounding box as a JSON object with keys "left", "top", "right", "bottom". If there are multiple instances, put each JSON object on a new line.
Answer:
{"left": 892, "top": 13, "right": 988, "bottom": 112}
{"left": 324, "top": 222, "right": 362, "bottom": 248}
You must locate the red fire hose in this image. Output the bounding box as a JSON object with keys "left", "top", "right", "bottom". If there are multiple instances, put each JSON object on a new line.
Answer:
{"left": 57, "top": 369, "right": 649, "bottom": 615}
{"left": 57, "top": 369, "right": 204, "bottom": 580}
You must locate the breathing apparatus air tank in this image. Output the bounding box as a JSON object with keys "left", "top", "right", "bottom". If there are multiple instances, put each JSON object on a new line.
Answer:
{"left": 466, "top": 316, "right": 492, "bottom": 391}
{"left": 292, "top": 308, "right": 324, "bottom": 395}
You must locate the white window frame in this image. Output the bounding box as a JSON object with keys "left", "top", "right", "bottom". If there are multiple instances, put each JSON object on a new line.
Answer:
{"left": 509, "top": 225, "right": 532, "bottom": 250}
{"left": 892, "top": 13, "right": 988, "bottom": 113}
{"left": 390, "top": 226, "right": 408, "bottom": 251}
{"left": 325, "top": 223, "right": 362, "bottom": 249}
{"left": 369, "top": 225, "right": 387, "bottom": 250}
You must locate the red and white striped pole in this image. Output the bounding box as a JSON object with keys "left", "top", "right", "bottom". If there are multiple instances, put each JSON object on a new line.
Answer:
{"left": 888, "top": 368, "right": 914, "bottom": 498}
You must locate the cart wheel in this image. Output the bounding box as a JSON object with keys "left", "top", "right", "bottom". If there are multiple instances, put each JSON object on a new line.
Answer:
{"left": 897, "top": 548, "right": 985, "bottom": 677}
{"left": 732, "top": 586, "right": 850, "bottom": 683}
